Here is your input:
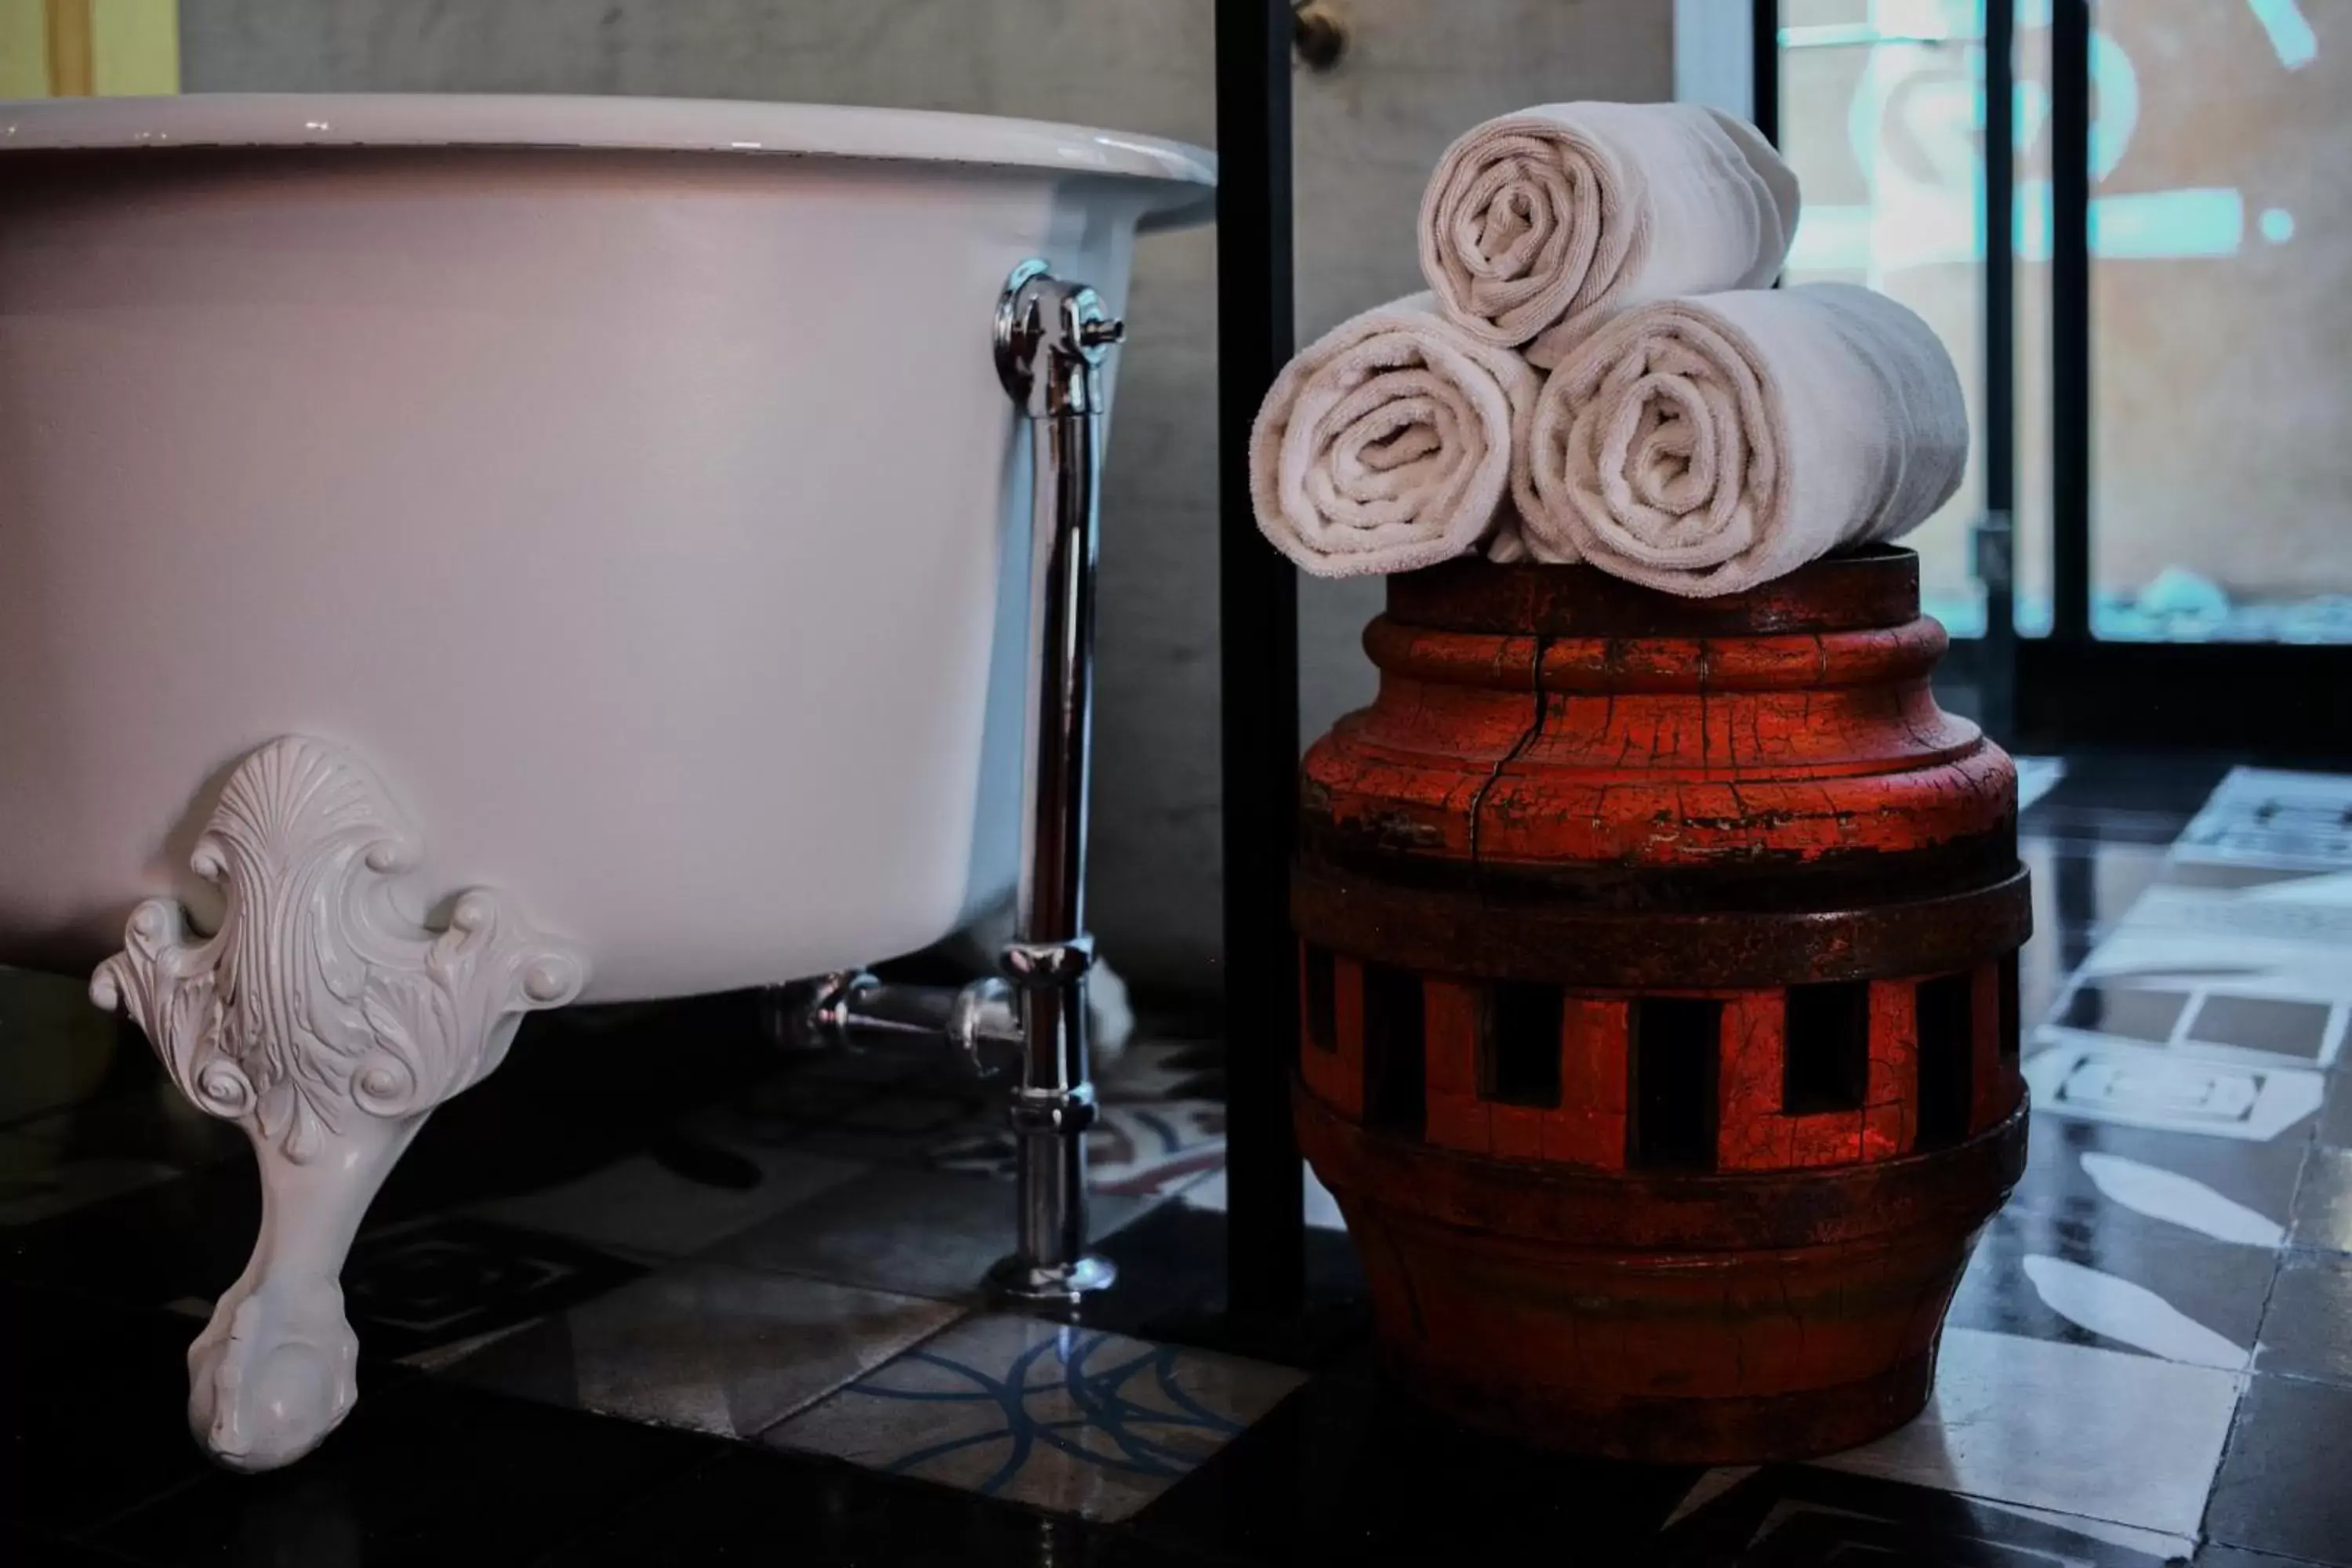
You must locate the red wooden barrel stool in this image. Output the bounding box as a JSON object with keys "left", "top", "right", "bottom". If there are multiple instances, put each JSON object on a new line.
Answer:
{"left": 1290, "top": 546, "right": 2030, "bottom": 1464}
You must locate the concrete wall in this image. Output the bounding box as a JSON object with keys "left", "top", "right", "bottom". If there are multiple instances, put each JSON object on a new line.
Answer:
{"left": 180, "top": 0, "right": 1675, "bottom": 995}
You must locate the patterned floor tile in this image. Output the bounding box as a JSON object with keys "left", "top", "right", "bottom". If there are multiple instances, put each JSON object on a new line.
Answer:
{"left": 342, "top": 1216, "right": 646, "bottom": 1363}
{"left": 765, "top": 1313, "right": 1305, "bottom": 1522}
{"left": 716, "top": 1164, "right": 1150, "bottom": 1301}
{"left": 1814, "top": 1327, "right": 2245, "bottom": 1537}
{"left": 2176, "top": 770, "right": 2352, "bottom": 872}
{"left": 2011, "top": 1103, "right": 2310, "bottom": 1235}
{"left": 2024, "top": 1036, "right": 2325, "bottom": 1143}
{"left": 1658, "top": 1464, "right": 2195, "bottom": 1565}
{"left": 2205, "top": 1375, "right": 2352, "bottom": 1564}
{"left": 927, "top": 1099, "right": 1226, "bottom": 1202}
{"left": 471, "top": 1138, "right": 867, "bottom": 1259}
{"left": 2060, "top": 879, "right": 2352, "bottom": 1076}
{"left": 1950, "top": 1201, "right": 2270, "bottom": 1370}
{"left": 448, "top": 1260, "right": 964, "bottom": 1439}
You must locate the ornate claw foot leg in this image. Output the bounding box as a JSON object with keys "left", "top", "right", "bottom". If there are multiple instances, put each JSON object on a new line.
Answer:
{"left": 89, "top": 735, "right": 588, "bottom": 1472}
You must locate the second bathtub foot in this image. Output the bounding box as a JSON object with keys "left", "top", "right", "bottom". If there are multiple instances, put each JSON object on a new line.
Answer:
{"left": 89, "top": 735, "right": 588, "bottom": 1472}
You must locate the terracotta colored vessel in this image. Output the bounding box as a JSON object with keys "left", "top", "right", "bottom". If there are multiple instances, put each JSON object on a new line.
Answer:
{"left": 1290, "top": 546, "right": 2029, "bottom": 1464}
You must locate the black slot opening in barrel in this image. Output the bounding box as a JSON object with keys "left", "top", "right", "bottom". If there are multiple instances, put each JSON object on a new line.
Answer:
{"left": 1302, "top": 944, "right": 1338, "bottom": 1054}
{"left": 1998, "top": 954, "right": 2021, "bottom": 1065}
{"left": 1362, "top": 963, "right": 1427, "bottom": 1140}
{"left": 1784, "top": 980, "right": 1871, "bottom": 1115}
{"left": 1917, "top": 972, "right": 1977, "bottom": 1149}
{"left": 1631, "top": 997, "right": 1720, "bottom": 1170}
{"left": 1485, "top": 982, "right": 1564, "bottom": 1108}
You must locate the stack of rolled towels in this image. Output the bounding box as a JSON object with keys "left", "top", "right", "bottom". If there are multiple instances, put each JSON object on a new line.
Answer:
{"left": 1250, "top": 101, "right": 1969, "bottom": 596}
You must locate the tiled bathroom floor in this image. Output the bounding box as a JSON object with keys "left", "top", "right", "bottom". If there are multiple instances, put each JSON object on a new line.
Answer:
{"left": 7, "top": 754, "right": 2352, "bottom": 1566}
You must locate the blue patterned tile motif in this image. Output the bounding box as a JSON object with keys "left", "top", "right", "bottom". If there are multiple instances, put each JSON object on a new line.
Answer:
{"left": 767, "top": 1313, "right": 1305, "bottom": 1520}
{"left": 927, "top": 1098, "right": 1227, "bottom": 1201}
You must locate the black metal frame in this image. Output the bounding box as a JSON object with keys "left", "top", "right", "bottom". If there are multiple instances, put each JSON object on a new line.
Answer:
{"left": 1749, "top": 0, "right": 1780, "bottom": 147}
{"left": 1216, "top": 0, "right": 1305, "bottom": 1317}
{"left": 1978, "top": 0, "right": 2018, "bottom": 746}
{"left": 2047, "top": 0, "right": 2091, "bottom": 645}
{"left": 1757, "top": 1, "right": 2352, "bottom": 756}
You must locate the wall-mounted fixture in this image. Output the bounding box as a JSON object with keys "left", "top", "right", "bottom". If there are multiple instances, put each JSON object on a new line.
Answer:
{"left": 1294, "top": 2, "right": 1348, "bottom": 71}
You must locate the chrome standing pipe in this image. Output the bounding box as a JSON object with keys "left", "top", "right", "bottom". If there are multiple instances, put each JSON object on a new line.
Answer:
{"left": 987, "top": 258, "right": 1123, "bottom": 1304}
{"left": 773, "top": 261, "right": 1122, "bottom": 1308}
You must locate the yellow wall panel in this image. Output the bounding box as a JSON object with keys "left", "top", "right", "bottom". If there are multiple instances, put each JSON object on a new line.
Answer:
{"left": 91, "top": 0, "right": 176, "bottom": 95}
{"left": 0, "top": 2, "right": 53, "bottom": 98}
{"left": 0, "top": 0, "right": 176, "bottom": 97}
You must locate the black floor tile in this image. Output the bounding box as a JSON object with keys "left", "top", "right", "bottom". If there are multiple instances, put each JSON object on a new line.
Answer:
{"left": 2025, "top": 838, "right": 2172, "bottom": 938}
{"left": 2256, "top": 1250, "right": 2352, "bottom": 1386}
{"left": 2017, "top": 923, "right": 2081, "bottom": 1034}
{"left": 0, "top": 1283, "right": 216, "bottom": 1539}
{"left": 1077, "top": 1201, "right": 1230, "bottom": 1335}
{"left": 540, "top": 1446, "right": 1240, "bottom": 1567}
{"left": 5, "top": 1536, "right": 153, "bottom": 1567}
{"left": 0, "top": 968, "right": 137, "bottom": 1128}
{"left": 2205, "top": 1375, "right": 2352, "bottom": 1565}
{"left": 87, "top": 1380, "right": 727, "bottom": 1568}
{"left": 2318, "top": 1080, "right": 2352, "bottom": 1151}
{"left": 0, "top": 1163, "right": 256, "bottom": 1314}
{"left": 2292, "top": 1146, "right": 2352, "bottom": 1253}
{"left": 2027, "top": 753, "right": 2233, "bottom": 833}
{"left": 365, "top": 996, "right": 778, "bottom": 1222}
{"left": 1080, "top": 1202, "right": 1372, "bottom": 1373}
{"left": 1130, "top": 1371, "right": 1694, "bottom": 1566}
{"left": 1, "top": 1175, "right": 643, "bottom": 1378}
{"left": 9, "top": 1067, "right": 248, "bottom": 1174}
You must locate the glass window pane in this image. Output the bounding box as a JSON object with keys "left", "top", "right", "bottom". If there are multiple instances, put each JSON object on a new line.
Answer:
{"left": 2089, "top": 0, "right": 2352, "bottom": 642}
{"left": 1781, "top": 1, "right": 1990, "bottom": 636}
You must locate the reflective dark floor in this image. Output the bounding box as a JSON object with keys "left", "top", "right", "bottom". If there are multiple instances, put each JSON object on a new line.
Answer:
{"left": 6, "top": 753, "right": 2352, "bottom": 1566}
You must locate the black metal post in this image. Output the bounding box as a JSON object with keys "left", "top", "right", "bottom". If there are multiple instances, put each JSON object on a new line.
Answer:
{"left": 1750, "top": 0, "right": 1780, "bottom": 147}
{"left": 2049, "top": 0, "right": 2092, "bottom": 641}
{"left": 1979, "top": 0, "right": 2018, "bottom": 743}
{"left": 1215, "top": 0, "right": 1305, "bottom": 1316}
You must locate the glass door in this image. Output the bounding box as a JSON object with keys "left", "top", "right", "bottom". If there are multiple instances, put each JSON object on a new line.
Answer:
{"left": 1772, "top": 0, "right": 2352, "bottom": 753}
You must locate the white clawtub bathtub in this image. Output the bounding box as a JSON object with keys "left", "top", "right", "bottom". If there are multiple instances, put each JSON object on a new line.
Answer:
{"left": 0, "top": 94, "right": 1213, "bottom": 1470}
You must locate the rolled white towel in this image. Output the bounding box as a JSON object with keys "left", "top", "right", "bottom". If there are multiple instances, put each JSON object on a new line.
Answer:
{"left": 1521, "top": 283, "right": 1969, "bottom": 597}
{"left": 1417, "top": 101, "right": 1799, "bottom": 366}
{"left": 1250, "top": 293, "right": 1541, "bottom": 579}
